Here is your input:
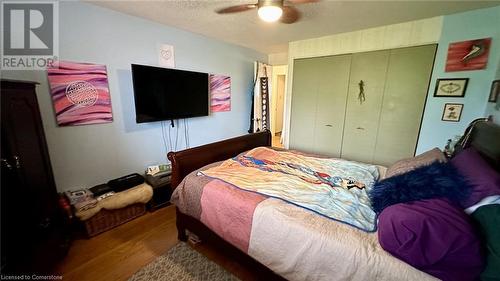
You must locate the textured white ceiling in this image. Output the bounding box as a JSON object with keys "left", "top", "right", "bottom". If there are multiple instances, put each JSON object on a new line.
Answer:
{"left": 88, "top": 0, "right": 500, "bottom": 54}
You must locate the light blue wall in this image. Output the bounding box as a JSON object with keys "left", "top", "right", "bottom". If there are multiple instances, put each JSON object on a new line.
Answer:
{"left": 1, "top": 2, "right": 266, "bottom": 191}
{"left": 484, "top": 60, "right": 500, "bottom": 123}
{"left": 417, "top": 6, "right": 500, "bottom": 154}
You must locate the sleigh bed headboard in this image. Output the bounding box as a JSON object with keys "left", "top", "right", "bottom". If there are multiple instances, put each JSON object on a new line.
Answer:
{"left": 460, "top": 120, "right": 500, "bottom": 171}
{"left": 167, "top": 131, "right": 272, "bottom": 189}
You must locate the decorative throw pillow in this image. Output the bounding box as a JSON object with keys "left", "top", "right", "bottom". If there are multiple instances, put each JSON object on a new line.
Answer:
{"left": 471, "top": 204, "right": 500, "bottom": 281}
{"left": 369, "top": 161, "right": 471, "bottom": 214}
{"left": 378, "top": 198, "right": 484, "bottom": 281}
{"left": 450, "top": 148, "right": 500, "bottom": 208}
{"left": 385, "top": 148, "right": 446, "bottom": 179}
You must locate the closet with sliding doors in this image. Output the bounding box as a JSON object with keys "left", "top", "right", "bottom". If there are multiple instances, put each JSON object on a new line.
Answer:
{"left": 289, "top": 45, "right": 436, "bottom": 166}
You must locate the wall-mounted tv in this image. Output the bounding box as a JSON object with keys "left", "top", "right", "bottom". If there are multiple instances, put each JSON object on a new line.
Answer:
{"left": 131, "top": 64, "right": 209, "bottom": 123}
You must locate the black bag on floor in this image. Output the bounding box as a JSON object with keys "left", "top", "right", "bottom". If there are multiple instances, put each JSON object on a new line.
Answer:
{"left": 107, "top": 173, "right": 145, "bottom": 192}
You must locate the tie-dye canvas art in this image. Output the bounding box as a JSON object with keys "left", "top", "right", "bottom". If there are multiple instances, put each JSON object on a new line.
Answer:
{"left": 209, "top": 74, "right": 231, "bottom": 112}
{"left": 47, "top": 61, "right": 113, "bottom": 126}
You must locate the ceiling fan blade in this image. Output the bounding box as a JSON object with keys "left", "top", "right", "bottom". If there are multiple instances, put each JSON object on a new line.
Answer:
{"left": 216, "top": 4, "right": 257, "bottom": 14}
{"left": 286, "top": 0, "right": 319, "bottom": 4}
{"left": 280, "top": 6, "right": 300, "bottom": 24}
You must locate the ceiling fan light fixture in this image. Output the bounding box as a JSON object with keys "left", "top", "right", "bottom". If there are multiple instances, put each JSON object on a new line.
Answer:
{"left": 258, "top": 5, "right": 283, "bottom": 22}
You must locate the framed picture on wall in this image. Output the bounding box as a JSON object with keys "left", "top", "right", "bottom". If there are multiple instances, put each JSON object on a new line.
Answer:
{"left": 488, "top": 80, "right": 499, "bottom": 103}
{"left": 433, "top": 78, "right": 469, "bottom": 97}
{"left": 442, "top": 103, "right": 464, "bottom": 122}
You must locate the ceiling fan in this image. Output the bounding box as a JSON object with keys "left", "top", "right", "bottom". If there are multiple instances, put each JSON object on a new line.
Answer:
{"left": 216, "top": 0, "right": 319, "bottom": 24}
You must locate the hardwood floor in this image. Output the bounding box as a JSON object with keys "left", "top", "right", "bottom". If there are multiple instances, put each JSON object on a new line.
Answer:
{"left": 55, "top": 205, "right": 260, "bottom": 281}
{"left": 272, "top": 132, "right": 283, "bottom": 148}
{"left": 55, "top": 206, "right": 178, "bottom": 281}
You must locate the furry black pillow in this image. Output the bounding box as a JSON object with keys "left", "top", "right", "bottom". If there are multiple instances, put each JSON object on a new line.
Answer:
{"left": 369, "top": 161, "right": 472, "bottom": 214}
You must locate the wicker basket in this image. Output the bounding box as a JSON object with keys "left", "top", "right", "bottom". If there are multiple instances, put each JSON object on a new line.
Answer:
{"left": 83, "top": 203, "right": 146, "bottom": 237}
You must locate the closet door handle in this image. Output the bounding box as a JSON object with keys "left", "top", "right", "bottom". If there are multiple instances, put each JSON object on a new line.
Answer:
{"left": 356, "top": 127, "right": 365, "bottom": 130}
{"left": 325, "top": 124, "right": 333, "bottom": 127}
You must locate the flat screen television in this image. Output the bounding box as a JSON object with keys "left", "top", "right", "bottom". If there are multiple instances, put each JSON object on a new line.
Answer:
{"left": 131, "top": 64, "right": 209, "bottom": 123}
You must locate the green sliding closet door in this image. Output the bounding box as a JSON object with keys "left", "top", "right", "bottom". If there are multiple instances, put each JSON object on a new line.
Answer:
{"left": 289, "top": 55, "right": 351, "bottom": 157}
{"left": 289, "top": 45, "right": 435, "bottom": 163}
{"left": 341, "top": 50, "right": 390, "bottom": 163}
{"left": 289, "top": 58, "right": 319, "bottom": 152}
{"left": 313, "top": 55, "right": 351, "bottom": 157}
{"left": 373, "top": 45, "right": 437, "bottom": 166}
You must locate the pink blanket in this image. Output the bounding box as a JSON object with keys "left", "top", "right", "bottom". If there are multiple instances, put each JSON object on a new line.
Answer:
{"left": 200, "top": 180, "right": 266, "bottom": 252}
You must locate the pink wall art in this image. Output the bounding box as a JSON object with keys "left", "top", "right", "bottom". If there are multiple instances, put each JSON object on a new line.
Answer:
{"left": 47, "top": 61, "right": 113, "bottom": 126}
{"left": 209, "top": 74, "right": 231, "bottom": 112}
{"left": 445, "top": 38, "right": 491, "bottom": 72}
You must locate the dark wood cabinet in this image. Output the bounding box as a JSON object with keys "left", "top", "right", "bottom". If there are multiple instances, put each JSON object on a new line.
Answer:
{"left": 1, "top": 79, "right": 69, "bottom": 274}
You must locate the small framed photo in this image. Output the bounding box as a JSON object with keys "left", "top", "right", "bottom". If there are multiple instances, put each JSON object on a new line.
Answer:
{"left": 489, "top": 80, "right": 499, "bottom": 102}
{"left": 434, "top": 78, "right": 469, "bottom": 97}
{"left": 442, "top": 103, "right": 463, "bottom": 122}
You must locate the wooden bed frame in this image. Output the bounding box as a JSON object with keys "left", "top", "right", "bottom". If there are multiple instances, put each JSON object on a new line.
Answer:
{"left": 167, "top": 130, "right": 285, "bottom": 280}
{"left": 457, "top": 119, "right": 500, "bottom": 171}
{"left": 167, "top": 121, "right": 499, "bottom": 280}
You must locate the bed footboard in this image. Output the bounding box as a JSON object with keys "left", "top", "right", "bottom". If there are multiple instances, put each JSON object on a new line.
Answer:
{"left": 167, "top": 131, "right": 279, "bottom": 280}
{"left": 167, "top": 130, "right": 271, "bottom": 189}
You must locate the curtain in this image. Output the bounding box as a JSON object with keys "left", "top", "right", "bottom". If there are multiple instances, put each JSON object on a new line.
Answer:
{"left": 250, "top": 61, "right": 273, "bottom": 133}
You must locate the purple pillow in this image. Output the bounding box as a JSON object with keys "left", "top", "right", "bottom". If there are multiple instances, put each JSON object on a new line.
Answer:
{"left": 378, "top": 199, "right": 484, "bottom": 281}
{"left": 451, "top": 148, "right": 500, "bottom": 208}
